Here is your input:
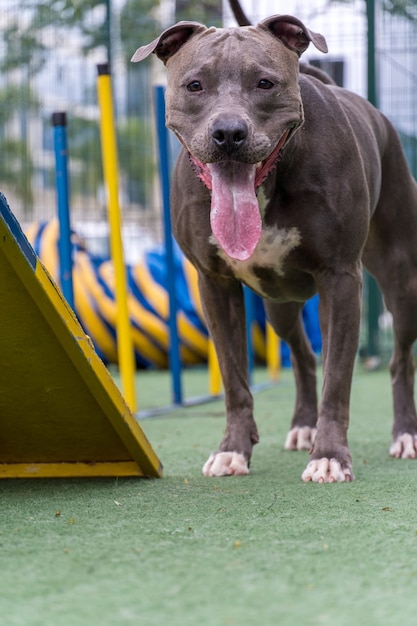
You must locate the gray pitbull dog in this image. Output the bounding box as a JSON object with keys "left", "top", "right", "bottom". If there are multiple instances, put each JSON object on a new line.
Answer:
{"left": 132, "top": 14, "right": 417, "bottom": 482}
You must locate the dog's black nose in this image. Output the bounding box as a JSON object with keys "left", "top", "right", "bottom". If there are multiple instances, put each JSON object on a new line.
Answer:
{"left": 211, "top": 119, "right": 248, "bottom": 154}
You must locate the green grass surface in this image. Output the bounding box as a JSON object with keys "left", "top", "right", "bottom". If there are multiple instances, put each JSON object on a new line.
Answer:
{"left": 2, "top": 367, "right": 417, "bottom": 625}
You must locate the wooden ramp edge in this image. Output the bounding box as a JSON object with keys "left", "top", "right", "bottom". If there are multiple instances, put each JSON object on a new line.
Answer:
{"left": 0, "top": 193, "right": 162, "bottom": 479}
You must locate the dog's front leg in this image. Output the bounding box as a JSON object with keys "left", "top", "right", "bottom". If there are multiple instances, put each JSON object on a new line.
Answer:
{"left": 302, "top": 267, "right": 363, "bottom": 483}
{"left": 198, "top": 272, "right": 259, "bottom": 476}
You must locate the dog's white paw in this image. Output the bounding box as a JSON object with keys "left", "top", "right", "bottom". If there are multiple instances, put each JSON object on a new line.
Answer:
{"left": 285, "top": 426, "right": 317, "bottom": 451}
{"left": 390, "top": 433, "right": 417, "bottom": 459}
{"left": 202, "top": 452, "right": 249, "bottom": 477}
{"left": 301, "top": 457, "right": 353, "bottom": 483}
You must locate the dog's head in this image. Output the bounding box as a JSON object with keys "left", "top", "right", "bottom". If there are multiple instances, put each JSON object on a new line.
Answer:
{"left": 132, "top": 16, "right": 327, "bottom": 261}
{"left": 132, "top": 16, "right": 326, "bottom": 163}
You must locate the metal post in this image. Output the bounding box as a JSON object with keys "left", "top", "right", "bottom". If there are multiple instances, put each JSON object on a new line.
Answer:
{"left": 244, "top": 286, "right": 254, "bottom": 386}
{"left": 52, "top": 111, "right": 74, "bottom": 311}
{"left": 154, "top": 85, "right": 183, "bottom": 405}
{"left": 366, "top": 0, "right": 382, "bottom": 358}
{"left": 96, "top": 63, "right": 137, "bottom": 412}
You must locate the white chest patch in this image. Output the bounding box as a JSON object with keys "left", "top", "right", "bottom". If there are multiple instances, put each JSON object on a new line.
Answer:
{"left": 210, "top": 225, "right": 302, "bottom": 297}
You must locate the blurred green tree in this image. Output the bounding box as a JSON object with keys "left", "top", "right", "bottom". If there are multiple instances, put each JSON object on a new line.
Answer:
{"left": 0, "top": 0, "right": 158, "bottom": 212}
{"left": 0, "top": 84, "right": 39, "bottom": 212}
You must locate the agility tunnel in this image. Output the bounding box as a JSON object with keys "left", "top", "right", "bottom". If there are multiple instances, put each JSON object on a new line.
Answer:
{"left": 24, "top": 219, "right": 322, "bottom": 370}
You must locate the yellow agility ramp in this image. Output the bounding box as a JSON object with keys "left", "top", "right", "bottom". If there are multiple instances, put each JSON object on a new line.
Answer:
{"left": 0, "top": 193, "right": 162, "bottom": 479}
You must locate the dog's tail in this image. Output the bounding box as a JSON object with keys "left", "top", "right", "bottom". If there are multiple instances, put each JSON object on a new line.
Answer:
{"left": 228, "top": 0, "right": 251, "bottom": 26}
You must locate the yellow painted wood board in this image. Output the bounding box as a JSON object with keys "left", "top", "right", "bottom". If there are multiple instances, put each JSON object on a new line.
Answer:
{"left": 0, "top": 193, "right": 162, "bottom": 478}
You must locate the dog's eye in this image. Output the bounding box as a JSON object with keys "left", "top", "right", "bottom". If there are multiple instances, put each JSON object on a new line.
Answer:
{"left": 187, "top": 81, "right": 202, "bottom": 92}
{"left": 258, "top": 79, "right": 274, "bottom": 90}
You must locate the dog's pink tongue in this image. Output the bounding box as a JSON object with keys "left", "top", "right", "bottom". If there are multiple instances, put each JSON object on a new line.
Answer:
{"left": 209, "top": 161, "right": 261, "bottom": 261}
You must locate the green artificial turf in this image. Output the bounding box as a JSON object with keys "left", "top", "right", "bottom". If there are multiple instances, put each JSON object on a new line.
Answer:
{"left": 2, "top": 366, "right": 417, "bottom": 626}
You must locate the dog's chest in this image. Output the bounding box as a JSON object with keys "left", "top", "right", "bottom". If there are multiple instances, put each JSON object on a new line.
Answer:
{"left": 212, "top": 225, "right": 301, "bottom": 299}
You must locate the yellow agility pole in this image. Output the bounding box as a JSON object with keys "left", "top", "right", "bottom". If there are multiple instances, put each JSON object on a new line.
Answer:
{"left": 266, "top": 321, "right": 281, "bottom": 381}
{"left": 97, "top": 63, "right": 137, "bottom": 412}
{"left": 208, "top": 338, "right": 222, "bottom": 396}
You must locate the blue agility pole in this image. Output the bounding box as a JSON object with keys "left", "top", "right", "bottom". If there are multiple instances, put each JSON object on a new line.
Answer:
{"left": 154, "top": 85, "right": 183, "bottom": 405}
{"left": 52, "top": 112, "right": 74, "bottom": 310}
{"left": 244, "top": 286, "right": 255, "bottom": 386}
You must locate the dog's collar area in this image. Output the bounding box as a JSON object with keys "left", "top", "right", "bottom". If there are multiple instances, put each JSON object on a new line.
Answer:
{"left": 188, "top": 128, "right": 291, "bottom": 192}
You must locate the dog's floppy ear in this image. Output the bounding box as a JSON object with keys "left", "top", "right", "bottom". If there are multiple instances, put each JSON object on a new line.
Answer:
{"left": 131, "top": 21, "right": 207, "bottom": 64}
{"left": 260, "top": 14, "right": 328, "bottom": 56}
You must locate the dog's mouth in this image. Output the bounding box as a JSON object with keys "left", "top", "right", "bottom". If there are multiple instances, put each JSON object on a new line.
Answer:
{"left": 189, "top": 129, "right": 291, "bottom": 261}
